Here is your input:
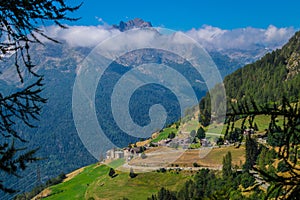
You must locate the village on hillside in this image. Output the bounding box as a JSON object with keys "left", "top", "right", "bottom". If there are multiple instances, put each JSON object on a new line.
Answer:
{"left": 104, "top": 117, "right": 268, "bottom": 170}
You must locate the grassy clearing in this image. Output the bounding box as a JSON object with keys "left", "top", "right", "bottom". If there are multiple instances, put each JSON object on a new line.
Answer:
{"left": 108, "top": 158, "right": 125, "bottom": 168}
{"left": 205, "top": 124, "right": 226, "bottom": 134}
{"left": 230, "top": 115, "right": 284, "bottom": 133}
{"left": 44, "top": 164, "right": 108, "bottom": 200}
{"left": 151, "top": 127, "right": 177, "bottom": 143}
{"left": 86, "top": 170, "right": 190, "bottom": 200}
{"left": 233, "top": 115, "right": 270, "bottom": 132}
{"left": 44, "top": 164, "right": 190, "bottom": 200}
{"left": 182, "top": 119, "right": 199, "bottom": 133}
{"left": 174, "top": 146, "right": 245, "bottom": 168}
{"left": 206, "top": 115, "right": 284, "bottom": 135}
{"left": 199, "top": 146, "right": 245, "bottom": 167}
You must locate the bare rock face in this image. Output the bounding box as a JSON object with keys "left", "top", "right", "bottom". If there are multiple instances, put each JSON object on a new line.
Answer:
{"left": 113, "top": 18, "right": 152, "bottom": 32}
{"left": 286, "top": 52, "right": 300, "bottom": 80}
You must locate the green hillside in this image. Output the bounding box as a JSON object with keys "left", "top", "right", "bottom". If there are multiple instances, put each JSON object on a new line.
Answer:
{"left": 225, "top": 31, "right": 300, "bottom": 103}
{"left": 200, "top": 31, "right": 300, "bottom": 118}
{"left": 0, "top": 41, "right": 245, "bottom": 195}
{"left": 41, "top": 164, "right": 191, "bottom": 200}
{"left": 32, "top": 31, "right": 300, "bottom": 200}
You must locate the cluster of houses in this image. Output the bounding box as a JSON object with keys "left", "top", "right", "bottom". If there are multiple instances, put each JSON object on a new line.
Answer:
{"left": 106, "top": 147, "right": 143, "bottom": 161}
{"left": 105, "top": 128, "right": 268, "bottom": 162}
{"left": 244, "top": 128, "right": 268, "bottom": 143}
{"left": 154, "top": 137, "right": 211, "bottom": 149}
{"left": 105, "top": 136, "right": 212, "bottom": 161}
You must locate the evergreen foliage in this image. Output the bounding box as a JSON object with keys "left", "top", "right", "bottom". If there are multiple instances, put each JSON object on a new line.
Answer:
{"left": 225, "top": 97, "right": 300, "bottom": 199}
{"left": 200, "top": 31, "right": 300, "bottom": 122}
{"left": 240, "top": 172, "right": 255, "bottom": 189}
{"left": 129, "top": 168, "right": 137, "bottom": 178}
{"left": 0, "top": 0, "right": 80, "bottom": 193}
{"left": 244, "top": 134, "right": 259, "bottom": 171}
{"left": 222, "top": 151, "right": 232, "bottom": 178}
{"left": 14, "top": 172, "right": 66, "bottom": 199}
{"left": 150, "top": 168, "right": 265, "bottom": 200}
{"left": 196, "top": 127, "right": 205, "bottom": 140}
{"left": 108, "top": 168, "right": 116, "bottom": 178}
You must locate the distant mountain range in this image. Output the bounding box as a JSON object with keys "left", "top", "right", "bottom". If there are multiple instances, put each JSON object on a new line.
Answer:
{"left": 0, "top": 19, "right": 292, "bottom": 196}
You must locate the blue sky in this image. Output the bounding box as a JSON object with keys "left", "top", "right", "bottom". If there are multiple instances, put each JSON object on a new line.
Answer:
{"left": 67, "top": 0, "right": 300, "bottom": 30}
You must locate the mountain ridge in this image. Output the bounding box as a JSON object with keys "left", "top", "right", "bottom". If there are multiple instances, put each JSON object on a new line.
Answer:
{"left": 200, "top": 31, "right": 300, "bottom": 120}
{"left": 113, "top": 18, "right": 152, "bottom": 32}
{"left": 225, "top": 30, "right": 300, "bottom": 103}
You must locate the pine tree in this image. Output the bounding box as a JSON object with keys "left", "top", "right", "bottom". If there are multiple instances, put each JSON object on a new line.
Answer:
{"left": 129, "top": 168, "right": 137, "bottom": 178}
{"left": 244, "top": 134, "right": 258, "bottom": 171}
{"left": 222, "top": 151, "right": 232, "bottom": 178}
{"left": 196, "top": 127, "right": 206, "bottom": 140}
{"left": 0, "top": 0, "right": 80, "bottom": 193}
{"left": 108, "top": 168, "right": 116, "bottom": 178}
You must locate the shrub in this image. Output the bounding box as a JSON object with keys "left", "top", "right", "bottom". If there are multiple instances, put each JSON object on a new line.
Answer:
{"left": 129, "top": 168, "right": 137, "bottom": 178}
{"left": 141, "top": 152, "right": 147, "bottom": 159}
{"left": 277, "top": 160, "right": 289, "bottom": 173}
{"left": 240, "top": 172, "right": 255, "bottom": 188}
{"left": 108, "top": 168, "right": 116, "bottom": 178}
{"left": 193, "top": 162, "right": 200, "bottom": 167}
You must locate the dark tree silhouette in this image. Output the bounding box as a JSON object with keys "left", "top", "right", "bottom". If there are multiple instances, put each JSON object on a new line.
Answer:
{"left": 222, "top": 151, "right": 232, "bottom": 178}
{"left": 108, "top": 168, "right": 116, "bottom": 178}
{"left": 148, "top": 187, "right": 177, "bottom": 200}
{"left": 244, "top": 133, "right": 259, "bottom": 171}
{"left": 129, "top": 168, "right": 137, "bottom": 178}
{"left": 0, "top": 0, "right": 80, "bottom": 193}
{"left": 196, "top": 127, "right": 205, "bottom": 140}
{"left": 225, "top": 97, "right": 300, "bottom": 199}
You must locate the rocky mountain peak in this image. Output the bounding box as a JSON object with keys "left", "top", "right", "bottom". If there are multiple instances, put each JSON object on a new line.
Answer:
{"left": 113, "top": 18, "right": 152, "bottom": 32}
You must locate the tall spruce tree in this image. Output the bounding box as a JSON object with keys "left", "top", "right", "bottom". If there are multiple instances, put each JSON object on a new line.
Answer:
{"left": 244, "top": 134, "right": 258, "bottom": 171}
{"left": 0, "top": 0, "right": 80, "bottom": 193}
{"left": 222, "top": 151, "right": 232, "bottom": 178}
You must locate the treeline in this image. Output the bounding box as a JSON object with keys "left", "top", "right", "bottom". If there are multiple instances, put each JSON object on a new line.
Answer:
{"left": 148, "top": 142, "right": 290, "bottom": 200}
{"left": 224, "top": 30, "right": 300, "bottom": 104}
{"left": 13, "top": 173, "right": 66, "bottom": 200}
{"left": 148, "top": 152, "right": 264, "bottom": 200}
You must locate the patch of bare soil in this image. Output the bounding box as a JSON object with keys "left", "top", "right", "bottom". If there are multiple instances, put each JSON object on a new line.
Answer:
{"left": 32, "top": 188, "right": 51, "bottom": 200}
{"left": 63, "top": 167, "right": 84, "bottom": 182}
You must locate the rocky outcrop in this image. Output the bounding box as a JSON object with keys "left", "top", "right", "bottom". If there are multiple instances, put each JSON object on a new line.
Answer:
{"left": 113, "top": 18, "right": 152, "bottom": 32}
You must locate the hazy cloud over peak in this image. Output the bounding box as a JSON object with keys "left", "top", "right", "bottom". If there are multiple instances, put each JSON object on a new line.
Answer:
{"left": 187, "top": 25, "right": 227, "bottom": 42}
{"left": 264, "top": 25, "right": 293, "bottom": 43}
{"left": 186, "top": 25, "right": 295, "bottom": 51}
{"left": 43, "top": 25, "right": 120, "bottom": 47}
{"left": 43, "top": 24, "right": 296, "bottom": 53}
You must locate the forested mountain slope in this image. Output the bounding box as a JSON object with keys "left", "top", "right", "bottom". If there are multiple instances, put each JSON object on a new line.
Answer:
{"left": 200, "top": 31, "right": 300, "bottom": 117}
{"left": 224, "top": 31, "right": 300, "bottom": 104}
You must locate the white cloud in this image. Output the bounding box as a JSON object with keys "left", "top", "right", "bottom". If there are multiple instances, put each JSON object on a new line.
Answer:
{"left": 42, "top": 24, "right": 296, "bottom": 52}
{"left": 187, "top": 25, "right": 227, "bottom": 43}
{"left": 264, "top": 25, "right": 292, "bottom": 43}
{"left": 43, "top": 25, "right": 120, "bottom": 47}
{"left": 186, "top": 25, "right": 295, "bottom": 51}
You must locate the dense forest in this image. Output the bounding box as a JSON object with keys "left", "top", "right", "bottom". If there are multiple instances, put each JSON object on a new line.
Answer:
{"left": 225, "top": 30, "right": 300, "bottom": 103}
{"left": 200, "top": 31, "right": 300, "bottom": 120}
